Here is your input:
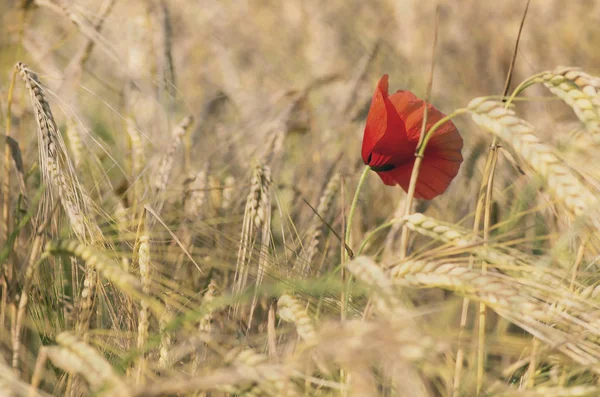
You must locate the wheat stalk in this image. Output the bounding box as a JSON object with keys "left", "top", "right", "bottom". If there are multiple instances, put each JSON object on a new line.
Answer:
{"left": 225, "top": 348, "right": 301, "bottom": 397}
{"left": 191, "top": 279, "right": 218, "bottom": 374}
{"left": 401, "top": 212, "right": 567, "bottom": 286}
{"left": 541, "top": 67, "right": 600, "bottom": 135}
{"left": 52, "top": 332, "right": 130, "bottom": 396}
{"left": 65, "top": 117, "right": 83, "bottom": 166}
{"left": 277, "top": 294, "right": 317, "bottom": 344}
{"left": 221, "top": 175, "right": 237, "bottom": 211}
{"left": 389, "top": 258, "right": 600, "bottom": 370}
{"left": 45, "top": 240, "right": 164, "bottom": 317}
{"left": 294, "top": 172, "right": 341, "bottom": 276}
{"left": 126, "top": 117, "right": 147, "bottom": 205}
{"left": 136, "top": 234, "right": 150, "bottom": 383}
{"left": 345, "top": 256, "right": 407, "bottom": 317}
{"left": 153, "top": 115, "right": 193, "bottom": 215}
{"left": 233, "top": 162, "right": 272, "bottom": 323}
{"left": 158, "top": 299, "right": 173, "bottom": 368}
{"left": 468, "top": 97, "right": 599, "bottom": 218}
{"left": 17, "top": 62, "right": 100, "bottom": 243}
{"left": 183, "top": 163, "right": 208, "bottom": 221}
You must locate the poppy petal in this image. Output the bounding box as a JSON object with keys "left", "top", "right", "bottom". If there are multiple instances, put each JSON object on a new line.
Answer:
{"left": 363, "top": 75, "right": 464, "bottom": 200}
{"left": 387, "top": 90, "right": 427, "bottom": 142}
{"left": 375, "top": 163, "right": 413, "bottom": 190}
{"left": 361, "top": 75, "right": 390, "bottom": 164}
{"left": 375, "top": 157, "right": 459, "bottom": 200}
{"left": 414, "top": 156, "right": 462, "bottom": 199}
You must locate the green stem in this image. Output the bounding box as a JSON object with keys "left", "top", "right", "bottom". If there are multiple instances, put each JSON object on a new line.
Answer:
{"left": 344, "top": 165, "right": 371, "bottom": 261}
{"left": 417, "top": 108, "right": 469, "bottom": 155}
{"left": 399, "top": 107, "right": 469, "bottom": 258}
{"left": 505, "top": 72, "right": 546, "bottom": 106}
{"left": 357, "top": 218, "right": 407, "bottom": 256}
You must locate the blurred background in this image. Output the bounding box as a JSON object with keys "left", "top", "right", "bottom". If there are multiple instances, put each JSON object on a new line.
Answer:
{"left": 2, "top": 0, "right": 599, "bottom": 225}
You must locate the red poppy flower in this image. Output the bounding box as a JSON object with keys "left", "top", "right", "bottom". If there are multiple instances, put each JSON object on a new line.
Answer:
{"left": 362, "top": 74, "right": 463, "bottom": 200}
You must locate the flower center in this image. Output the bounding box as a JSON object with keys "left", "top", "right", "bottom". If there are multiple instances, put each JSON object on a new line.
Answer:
{"left": 370, "top": 164, "right": 396, "bottom": 172}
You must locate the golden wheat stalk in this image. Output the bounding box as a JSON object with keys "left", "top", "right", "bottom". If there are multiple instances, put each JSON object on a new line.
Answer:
{"left": 183, "top": 163, "right": 208, "bottom": 221}
{"left": 401, "top": 212, "right": 568, "bottom": 286}
{"left": 154, "top": 116, "right": 193, "bottom": 193}
{"left": 191, "top": 279, "right": 218, "bottom": 374}
{"left": 541, "top": 67, "right": 600, "bottom": 135}
{"left": 17, "top": 62, "right": 100, "bottom": 243}
{"left": 402, "top": 213, "right": 559, "bottom": 280}
{"left": 158, "top": 300, "right": 173, "bottom": 368}
{"left": 45, "top": 240, "right": 164, "bottom": 317}
{"left": 389, "top": 258, "right": 600, "bottom": 369}
{"left": 468, "top": 98, "right": 599, "bottom": 218}
{"left": 65, "top": 117, "right": 83, "bottom": 166}
{"left": 345, "top": 256, "right": 406, "bottom": 317}
{"left": 277, "top": 294, "right": 317, "bottom": 345}
{"left": 50, "top": 332, "right": 130, "bottom": 396}
{"left": 224, "top": 348, "right": 301, "bottom": 397}
{"left": 221, "top": 175, "right": 236, "bottom": 211}
{"left": 136, "top": 233, "right": 150, "bottom": 383}
{"left": 294, "top": 172, "right": 341, "bottom": 276}
{"left": 233, "top": 162, "right": 272, "bottom": 322}
{"left": 126, "top": 117, "right": 147, "bottom": 202}
{"left": 154, "top": 0, "right": 176, "bottom": 108}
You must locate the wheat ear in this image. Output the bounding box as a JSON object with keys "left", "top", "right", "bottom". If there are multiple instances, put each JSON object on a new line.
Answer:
{"left": 541, "top": 67, "right": 600, "bottom": 135}
{"left": 294, "top": 172, "right": 341, "bottom": 276}
{"left": 49, "top": 332, "right": 130, "bottom": 396}
{"left": 277, "top": 294, "right": 317, "bottom": 345}
{"left": 191, "top": 279, "right": 218, "bottom": 374}
{"left": 233, "top": 162, "right": 272, "bottom": 323}
{"left": 136, "top": 232, "right": 150, "bottom": 383}
{"left": 17, "top": 62, "right": 100, "bottom": 243}
{"left": 45, "top": 240, "right": 164, "bottom": 316}
{"left": 468, "top": 98, "right": 598, "bottom": 218}
{"left": 153, "top": 115, "right": 193, "bottom": 215}
{"left": 390, "top": 259, "right": 600, "bottom": 369}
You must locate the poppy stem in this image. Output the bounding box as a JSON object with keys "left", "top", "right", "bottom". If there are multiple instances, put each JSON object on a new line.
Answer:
{"left": 344, "top": 165, "right": 371, "bottom": 262}
{"left": 357, "top": 218, "right": 407, "bottom": 256}
{"left": 399, "top": 107, "right": 469, "bottom": 258}
{"left": 416, "top": 108, "right": 469, "bottom": 156}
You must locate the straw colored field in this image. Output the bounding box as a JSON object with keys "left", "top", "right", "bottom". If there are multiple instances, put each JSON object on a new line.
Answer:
{"left": 1, "top": 1, "right": 600, "bottom": 396}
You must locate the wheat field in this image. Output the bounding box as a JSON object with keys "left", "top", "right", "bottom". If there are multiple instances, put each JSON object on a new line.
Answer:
{"left": 2, "top": 0, "right": 600, "bottom": 396}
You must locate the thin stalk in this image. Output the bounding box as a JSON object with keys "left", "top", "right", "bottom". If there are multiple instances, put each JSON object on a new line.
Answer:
{"left": 398, "top": 108, "right": 468, "bottom": 259}
{"left": 357, "top": 218, "right": 407, "bottom": 255}
{"left": 477, "top": 145, "right": 499, "bottom": 394}
{"left": 341, "top": 165, "right": 370, "bottom": 325}
{"left": 1, "top": 68, "right": 18, "bottom": 331}
{"left": 452, "top": 152, "right": 494, "bottom": 396}
{"left": 344, "top": 165, "right": 371, "bottom": 262}
{"left": 399, "top": 8, "right": 440, "bottom": 259}
{"left": 456, "top": 3, "right": 530, "bottom": 394}
{"left": 525, "top": 338, "right": 540, "bottom": 389}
